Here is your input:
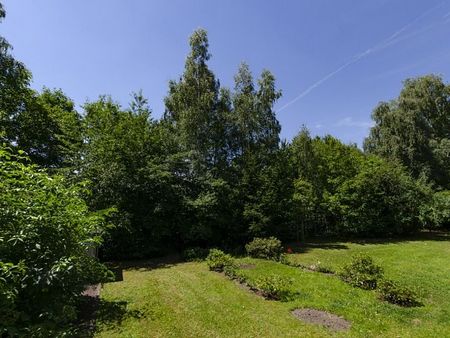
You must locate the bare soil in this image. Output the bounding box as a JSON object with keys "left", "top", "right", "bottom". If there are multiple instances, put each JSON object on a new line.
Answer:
{"left": 291, "top": 308, "right": 351, "bottom": 331}
{"left": 239, "top": 263, "right": 256, "bottom": 270}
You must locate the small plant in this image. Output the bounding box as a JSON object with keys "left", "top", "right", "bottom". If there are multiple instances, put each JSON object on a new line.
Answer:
{"left": 251, "top": 275, "right": 293, "bottom": 301}
{"left": 338, "top": 253, "right": 383, "bottom": 289}
{"left": 182, "top": 247, "right": 209, "bottom": 262}
{"left": 206, "top": 249, "right": 235, "bottom": 272}
{"left": 279, "top": 253, "right": 290, "bottom": 265}
{"left": 245, "top": 237, "right": 283, "bottom": 261}
{"left": 378, "top": 279, "right": 420, "bottom": 307}
{"left": 223, "top": 264, "right": 246, "bottom": 282}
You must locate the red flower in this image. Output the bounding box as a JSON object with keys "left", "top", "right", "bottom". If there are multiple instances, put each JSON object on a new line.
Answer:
{"left": 287, "top": 247, "right": 293, "bottom": 254}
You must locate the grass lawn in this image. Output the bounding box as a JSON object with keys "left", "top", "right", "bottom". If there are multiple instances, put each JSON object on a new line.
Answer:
{"left": 94, "top": 232, "right": 450, "bottom": 337}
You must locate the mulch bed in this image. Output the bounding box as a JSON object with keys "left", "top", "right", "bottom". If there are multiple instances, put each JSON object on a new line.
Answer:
{"left": 291, "top": 308, "right": 351, "bottom": 331}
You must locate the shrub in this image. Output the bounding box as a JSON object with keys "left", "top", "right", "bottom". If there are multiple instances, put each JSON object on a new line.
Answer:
{"left": 338, "top": 254, "right": 383, "bottom": 289}
{"left": 245, "top": 237, "right": 283, "bottom": 261}
{"left": 251, "top": 275, "right": 293, "bottom": 301}
{"left": 206, "top": 249, "right": 235, "bottom": 272}
{"left": 330, "top": 156, "right": 430, "bottom": 236}
{"left": 421, "top": 190, "right": 450, "bottom": 229}
{"left": 182, "top": 247, "right": 209, "bottom": 262}
{"left": 0, "top": 147, "right": 114, "bottom": 335}
{"left": 378, "top": 279, "right": 420, "bottom": 307}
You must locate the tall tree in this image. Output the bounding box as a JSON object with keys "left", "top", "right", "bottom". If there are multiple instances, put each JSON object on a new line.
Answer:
{"left": 15, "top": 88, "right": 83, "bottom": 170}
{"left": 164, "top": 29, "right": 227, "bottom": 174}
{"left": 364, "top": 75, "right": 450, "bottom": 188}
{"left": 0, "top": 3, "right": 31, "bottom": 144}
{"left": 231, "top": 63, "right": 283, "bottom": 237}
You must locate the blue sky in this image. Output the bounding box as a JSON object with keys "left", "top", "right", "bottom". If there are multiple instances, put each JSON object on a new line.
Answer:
{"left": 2, "top": 1, "right": 450, "bottom": 146}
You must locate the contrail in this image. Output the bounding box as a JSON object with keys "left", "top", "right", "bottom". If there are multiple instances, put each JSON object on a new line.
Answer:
{"left": 277, "top": 2, "right": 445, "bottom": 113}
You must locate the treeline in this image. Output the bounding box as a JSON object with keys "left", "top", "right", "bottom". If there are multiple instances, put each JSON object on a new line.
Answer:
{"left": 2, "top": 24, "right": 450, "bottom": 261}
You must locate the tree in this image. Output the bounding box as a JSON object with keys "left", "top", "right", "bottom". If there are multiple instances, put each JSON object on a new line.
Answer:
{"left": 0, "top": 3, "right": 32, "bottom": 145}
{"left": 14, "top": 88, "right": 83, "bottom": 170}
{"left": 329, "top": 156, "right": 431, "bottom": 236}
{"left": 164, "top": 29, "right": 226, "bottom": 174}
{"left": 364, "top": 75, "right": 450, "bottom": 188}
{"left": 292, "top": 178, "right": 317, "bottom": 241}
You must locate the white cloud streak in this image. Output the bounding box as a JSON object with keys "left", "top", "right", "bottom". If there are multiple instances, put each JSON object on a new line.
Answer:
{"left": 335, "top": 117, "right": 374, "bottom": 128}
{"left": 277, "top": 2, "right": 446, "bottom": 113}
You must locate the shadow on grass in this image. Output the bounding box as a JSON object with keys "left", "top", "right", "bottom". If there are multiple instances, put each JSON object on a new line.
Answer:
{"left": 287, "top": 231, "right": 449, "bottom": 254}
{"left": 95, "top": 299, "right": 145, "bottom": 324}
{"left": 107, "top": 253, "right": 183, "bottom": 272}
{"left": 76, "top": 297, "right": 146, "bottom": 337}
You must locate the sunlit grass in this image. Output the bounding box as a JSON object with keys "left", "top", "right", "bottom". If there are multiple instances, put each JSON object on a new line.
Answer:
{"left": 95, "top": 233, "right": 450, "bottom": 337}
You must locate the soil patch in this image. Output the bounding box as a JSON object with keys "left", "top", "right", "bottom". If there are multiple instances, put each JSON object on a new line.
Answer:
{"left": 77, "top": 284, "right": 101, "bottom": 337}
{"left": 239, "top": 263, "right": 256, "bottom": 270}
{"left": 291, "top": 308, "right": 351, "bottom": 331}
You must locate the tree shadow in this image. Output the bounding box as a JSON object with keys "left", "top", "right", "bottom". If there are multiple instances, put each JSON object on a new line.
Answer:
{"left": 286, "top": 231, "right": 449, "bottom": 253}
{"left": 346, "top": 231, "right": 450, "bottom": 245}
{"left": 106, "top": 253, "right": 183, "bottom": 273}
{"left": 95, "top": 299, "right": 144, "bottom": 324}
{"left": 287, "top": 241, "right": 349, "bottom": 254}
{"left": 76, "top": 296, "right": 145, "bottom": 337}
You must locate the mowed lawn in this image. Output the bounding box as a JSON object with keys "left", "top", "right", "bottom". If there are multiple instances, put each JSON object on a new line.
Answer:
{"left": 95, "top": 233, "right": 450, "bottom": 337}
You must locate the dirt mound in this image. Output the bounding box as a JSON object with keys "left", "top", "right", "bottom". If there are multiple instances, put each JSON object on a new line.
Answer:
{"left": 291, "top": 308, "right": 351, "bottom": 331}
{"left": 239, "top": 263, "right": 256, "bottom": 270}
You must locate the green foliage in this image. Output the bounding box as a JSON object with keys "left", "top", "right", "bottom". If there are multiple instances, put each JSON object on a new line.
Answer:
{"left": 206, "top": 249, "right": 236, "bottom": 272}
{"left": 338, "top": 254, "right": 384, "bottom": 290}
{"left": 365, "top": 75, "right": 450, "bottom": 189}
{"left": 422, "top": 190, "right": 450, "bottom": 229}
{"left": 0, "top": 6, "right": 31, "bottom": 146}
{"left": 250, "top": 275, "right": 293, "bottom": 301}
{"left": 182, "top": 247, "right": 209, "bottom": 262}
{"left": 377, "top": 279, "right": 420, "bottom": 307}
{"left": 330, "top": 156, "right": 431, "bottom": 235}
{"left": 289, "top": 131, "right": 365, "bottom": 238}
{"left": 14, "top": 88, "right": 83, "bottom": 169}
{"left": 0, "top": 146, "right": 113, "bottom": 334}
{"left": 245, "top": 237, "right": 283, "bottom": 261}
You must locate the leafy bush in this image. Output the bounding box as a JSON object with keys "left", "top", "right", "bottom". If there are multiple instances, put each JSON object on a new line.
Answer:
{"left": 245, "top": 237, "right": 283, "bottom": 261}
{"left": 0, "top": 147, "right": 114, "bottom": 335}
{"left": 330, "top": 156, "right": 430, "bottom": 236}
{"left": 251, "top": 275, "right": 293, "bottom": 301}
{"left": 421, "top": 190, "right": 450, "bottom": 229}
{"left": 378, "top": 279, "right": 420, "bottom": 307}
{"left": 182, "top": 247, "right": 209, "bottom": 261}
{"left": 338, "top": 254, "right": 383, "bottom": 289}
{"left": 206, "top": 249, "right": 235, "bottom": 272}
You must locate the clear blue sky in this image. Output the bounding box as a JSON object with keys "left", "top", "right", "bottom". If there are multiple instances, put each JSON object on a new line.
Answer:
{"left": 2, "top": 1, "right": 450, "bottom": 146}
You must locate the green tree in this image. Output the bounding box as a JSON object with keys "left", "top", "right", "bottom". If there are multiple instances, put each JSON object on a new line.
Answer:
{"left": 330, "top": 156, "right": 431, "bottom": 235}
{"left": 0, "top": 3, "right": 31, "bottom": 144}
{"left": 164, "top": 29, "right": 228, "bottom": 174}
{"left": 292, "top": 178, "right": 317, "bottom": 241}
{"left": 364, "top": 75, "right": 450, "bottom": 188}
{"left": 15, "top": 88, "right": 83, "bottom": 170}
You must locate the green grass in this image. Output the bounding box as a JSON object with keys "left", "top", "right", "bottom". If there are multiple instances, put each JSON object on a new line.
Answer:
{"left": 95, "top": 233, "right": 450, "bottom": 337}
